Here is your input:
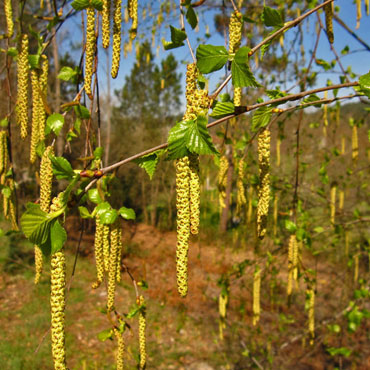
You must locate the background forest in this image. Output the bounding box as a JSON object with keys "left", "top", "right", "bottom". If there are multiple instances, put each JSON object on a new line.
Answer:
{"left": 0, "top": 0, "right": 369, "bottom": 369}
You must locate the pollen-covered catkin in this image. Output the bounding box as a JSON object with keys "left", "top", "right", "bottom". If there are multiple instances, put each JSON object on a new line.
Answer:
{"left": 228, "top": 11, "right": 242, "bottom": 54}
{"left": 339, "top": 190, "right": 344, "bottom": 211}
{"left": 129, "top": 0, "right": 138, "bottom": 38}
{"left": 35, "top": 146, "right": 54, "bottom": 284}
{"left": 4, "top": 0, "right": 14, "bottom": 38}
{"left": 218, "top": 291, "right": 228, "bottom": 340}
{"left": 84, "top": 8, "right": 96, "bottom": 99}
{"left": 138, "top": 295, "right": 146, "bottom": 369}
{"left": 287, "top": 234, "right": 298, "bottom": 296}
{"left": 354, "top": 253, "right": 359, "bottom": 283}
{"left": 40, "top": 146, "right": 54, "bottom": 213}
{"left": 49, "top": 194, "right": 67, "bottom": 369}
{"left": 366, "top": 0, "right": 370, "bottom": 16}
{"left": 218, "top": 156, "right": 228, "bottom": 211}
{"left": 102, "top": 0, "right": 111, "bottom": 49}
{"left": 16, "top": 35, "right": 29, "bottom": 140}
{"left": 276, "top": 136, "right": 281, "bottom": 167}
{"left": 234, "top": 87, "right": 241, "bottom": 107}
{"left": 103, "top": 224, "right": 110, "bottom": 272}
{"left": 257, "top": 129, "right": 270, "bottom": 240}
{"left": 116, "top": 226, "right": 122, "bottom": 283}
{"left": 253, "top": 265, "right": 261, "bottom": 326}
{"left": 176, "top": 156, "right": 191, "bottom": 298}
{"left": 107, "top": 221, "right": 119, "bottom": 312}
{"left": 273, "top": 193, "right": 278, "bottom": 236}
{"left": 189, "top": 154, "right": 200, "bottom": 235}
{"left": 92, "top": 218, "right": 104, "bottom": 289}
{"left": 30, "top": 70, "right": 41, "bottom": 163}
{"left": 236, "top": 158, "right": 246, "bottom": 215}
{"left": 324, "top": 2, "right": 334, "bottom": 44}
{"left": 307, "top": 288, "right": 315, "bottom": 345}
{"left": 0, "top": 131, "right": 6, "bottom": 177}
{"left": 114, "top": 328, "right": 125, "bottom": 370}
{"left": 330, "top": 185, "right": 336, "bottom": 225}
{"left": 38, "top": 55, "right": 48, "bottom": 142}
{"left": 111, "top": 0, "right": 122, "bottom": 78}
{"left": 352, "top": 125, "right": 358, "bottom": 163}
{"left": 356, "top": 0, "right": 362, "bottom": 29}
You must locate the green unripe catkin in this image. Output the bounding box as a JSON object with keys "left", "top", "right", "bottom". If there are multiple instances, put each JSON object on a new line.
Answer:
{"left": 257, "top": 129, "right": 270, "bottom": 239}
{"left": 84, "top": 8, "right": 96, "bottom": 100}
{"left": 16, "top": 35, "right": 29, "bottom": 140}
{"left": 111, "top": 0, "right": 122, "bottom": 78}
{"left": 102, "top": 0, "right": 111, "bottom": 49}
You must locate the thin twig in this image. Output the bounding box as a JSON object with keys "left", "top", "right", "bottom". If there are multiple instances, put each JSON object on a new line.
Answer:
{"left": 179, "top": 0, "right": 196, "bottom": 63}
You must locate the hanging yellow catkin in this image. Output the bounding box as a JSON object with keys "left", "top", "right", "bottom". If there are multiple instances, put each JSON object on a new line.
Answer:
{"left": 257, "top": 129, "right": 270, "bottom": 240}
{"left": 16, "top": 34, "right": 29, "bottom": 140}
{"left": 228, "top": 11, "right": 242, "bottom": 54}
{"left": 8, "top": 178, "right": 18, "bottom": 231}
{"left": 84, "top": 8, "right": 96, "bottom": 100}
{"left": 0, "top": 131, "right": 6, "bottom": 177}
{"left": 345, "top": 231, "right": 349, "bottom": 256}
{"left": 323, "top": 92, "right": 328, "bottom": 128}
{"left": 218, "top": 156, "right": 228, "bottom": 211}
{"left": 113, "top": 328, "right": 125, "bottom": 370}
{"left": 354, "top": 253, "right": 359, "bottom": 283}
{"left": 4, "top": 0, "right": 14, "bottom": 38}
{"left": 253, "top": 265, "right": 261, "bottom": 326}
{"left": 49, "top": 194, "right": 67, "bottom": 370}
{"left": 107, "top": 221, "right": 119, "bottom": 312}
{"left": 175, "top": 156, "right": 191, "bottom": 298}
{"left": 339, "top": 190, "right": 344, "bottom": 211}
{"left": 34, "top": 146, "right": 54, "bottom": 284}
{"left": 352, "top": 125, "right": 358, "bottom": 163}
{"left": 356, "top": 0, "right": 362, "bottom": 29}
{"left": 306, "top": 288, "right": 315, "bottom": 345}
{"left": 189, "top": 153, "right": 200, "bottom": 235}
{"left": 341, "top": 136, "right": 346, "bottom": 155}
{"left": 92, "top": 218, "right": 105, "bottom": 289}
{"left": 236, "top": 158, "right": 246, "bottom": 215}
{"left": 218, "top": 291, "right": 228, "bottom": 340}
{"left": 38, "top": 55, "right": 48, "bottom": 143}
{"left": 247, "top": 186, "right": 253, "bottom": 224}
{"left": 276, "top": 136, "right": 281, "bottom": 167}
{"left": 102, "top": 224, "right": 110, "bottom": 272}
{"left": 366, "top": 0, "right": 370, "bottom": 16}
{"left": 330, "top": 184, "right": 336, "bottom": 225}
{"left": 273, "top": 193, "right": 278, "bottom": 236}
{"left": 102, "top": 0, "right": 111, "bottom": 48}
{"left": 324, "top": 2, "right": 334, "bottom": 44}
{"left": 111, "top": 0, "right": 122, "bottom": 78}
{"left": 287, "top": 235, "right": 298, "bottom": 297}
{"left": 138, "top": 295, "right": 146, "bottom": 369}
{"left": 128, "top": 0, "right": 138, "bottom": 39}
{"left": 30, "top": 70, "right": 41, "bottom": 164}
{"left": 116, "top": 226, "right": 122, "bottom": 283}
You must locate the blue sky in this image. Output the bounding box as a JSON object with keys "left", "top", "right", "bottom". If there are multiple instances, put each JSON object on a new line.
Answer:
{"left": 57, "top": 0, "right": 370, "bottom": 103}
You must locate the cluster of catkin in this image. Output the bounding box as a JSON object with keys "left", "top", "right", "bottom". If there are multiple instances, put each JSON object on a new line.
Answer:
{"left": 92, "top": 218, "right": 123, "bottom": 312}
{"left": 229, "top": 11, "right": 243, "bottom": 106}
{"left": 257, "top": 129, "right": 271, "bottom": 239}
{"left": 30, "top": 56, "right": 48, "bottom": 163}
{"left": 175, "top": 63, "right": 209, "bottom": 298}
{"left": 49, "top": 193, "right": 67, "bottom": 370}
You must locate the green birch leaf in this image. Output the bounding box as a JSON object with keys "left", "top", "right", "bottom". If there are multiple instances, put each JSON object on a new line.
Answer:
{"left": 119, "top": 206, "right": 136, "bottom": 220}
{"left": 74, "top": 104, "right": 90, "bottom": 119}
{"left": 251, "top": 106, "right": 272, "bottom": 132}
{"left": 71, "top": 0, "right": 89, "bottom": 10}
{"left": 185, "top": 115, "right": 218, "bottom": 155}
{"left": 97, "top": 329, "right": 113, "bottom": 342}
{"left": 196, "top": 45, "right": 229, "bottom": 74}
{"left": 260, "top": 27, "right": 280, "bottom": 58}
{"left": 45, "top": 113, "right": 64, "bottom": 136}
{"left": 167, "top": 120, "right": 191, "bottom": 160}
{"left": 210, "top": 101, "right": 235, "bottom": 118}
{"left": 99, "top": 208, "right": 118, "bottom": 225}
{"left": 88, "top": 189, "right": 103, "bottom": 204}
{"left": 58, "top": 66, "right": 77, "bottom": 82}
{"left": 50, "top": 220, "right": 67, "bottom": 254}
{"left": 50, "top": 156, "right": 75, "bottom": 180}
{"left": 261, "top": 6, "right": 283, "bottom": 27}
{"left": 186, "top": 6, "right": 198, "bottom": 29}
{"left": 359, "top": 71, "right": 370, "bottom": 98}
{"left": 78, "top": 206, "right": 92, "bottom": 219}
{"left": 163, "top": 26, "right": 187, "bottom": 50}
{"left": 231, "top": 47, "right": 260, "bottom": 88}
{"left": 133, "top": 151, "right": 162, "bottom": 180}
